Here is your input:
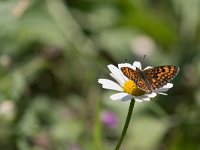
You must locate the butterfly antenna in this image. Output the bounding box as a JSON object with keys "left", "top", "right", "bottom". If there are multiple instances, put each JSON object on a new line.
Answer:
{"left": 140, "top": 54, "right": 147, "bottom": 69}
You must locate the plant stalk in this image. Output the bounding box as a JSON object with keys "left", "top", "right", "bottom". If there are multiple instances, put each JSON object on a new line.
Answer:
{"left": 115, "top": 99, "right": 135, "bottom": 150}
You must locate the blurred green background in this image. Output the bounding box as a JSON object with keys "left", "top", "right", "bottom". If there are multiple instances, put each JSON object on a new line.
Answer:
{"left": 0, "top": 0, "right": 200, "bottom": 150}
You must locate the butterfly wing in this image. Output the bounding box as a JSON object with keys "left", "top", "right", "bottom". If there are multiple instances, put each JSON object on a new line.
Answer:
{"left": 143, "top": 65, "right": 180, "bottom": 90}
{"left": 121, "top": 67, "right": 152, "bottom": 93}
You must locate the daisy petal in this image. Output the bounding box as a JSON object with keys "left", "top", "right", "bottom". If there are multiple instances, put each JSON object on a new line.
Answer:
{"left": 98, "top": 79, "right": 123, "bottom": 91}
{"left": 144, "top": 66, "right": 153, "bottom": 70}
{"left": 110, "top": 73, "right": 126, "bottom": 87}
{"left": 134, "top": 98, "right": 143, "bottom": 102}
{"left": 163, "top": 83, "right": 173, "bottom": 88}
{"left": 135, "top": 95, "right": 149, "bottom": 101}
{"left": 155, "top": 83, "right": 173, "bottom": 93}
{"left": 133, "top": 61, "right": 141, "bottom": 69}
{"left": 118, "top": 63, "right": 136, "bottom": 70}
{"left": 110, "top": 73, "right": 115, "bottom": 79}
{"left": 142, "top": 97, "right": 151, "bottom": 101}
{"left": 155, "top": 88, "right": 169, "bottom": 93}
{"left": 108, "top": 65, "right": 125, "bottom": 86}
{"left": 121, "top": 95, "right": 133, "bottom": 101}
{"left": 118, "top": 63, "right": 132, "bottom": 68}
{"left": 110, "top": 92, "right": 131, "bottom": 101}
{"left": 158, "top": 93, "right": 168, "bottom": 95}
{"left": 145, "top": 92, "right": 157, "bottom": 98}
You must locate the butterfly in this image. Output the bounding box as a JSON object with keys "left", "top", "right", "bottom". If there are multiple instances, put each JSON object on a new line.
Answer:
{"left": 121, "top": 65, "right": 180, "bottom": 93}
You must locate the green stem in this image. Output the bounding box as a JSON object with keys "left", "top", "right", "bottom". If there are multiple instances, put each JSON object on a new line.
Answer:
{"left": 115, "top": 99, "right": 135, "bottom": 150}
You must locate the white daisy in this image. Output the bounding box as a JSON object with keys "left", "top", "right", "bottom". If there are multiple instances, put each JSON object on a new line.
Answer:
{"left": 98, "top": 61, "right": 174, "bottom": 102}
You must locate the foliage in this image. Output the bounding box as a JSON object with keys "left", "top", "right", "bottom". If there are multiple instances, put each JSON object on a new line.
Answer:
{"left": 0, "top": 0, "right": 200, "bottom": 150}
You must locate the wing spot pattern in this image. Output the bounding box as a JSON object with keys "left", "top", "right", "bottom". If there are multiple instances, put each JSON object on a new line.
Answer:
{"left": 121, "top": 65, "right": 179, "bottom": 93}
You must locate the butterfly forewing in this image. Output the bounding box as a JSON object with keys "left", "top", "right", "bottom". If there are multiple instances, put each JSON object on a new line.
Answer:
{"left": 143, "top": 66, "right": 179, "bottom": 90}
{"left": 120, "top": 67, "right": 137, "bottom": 81}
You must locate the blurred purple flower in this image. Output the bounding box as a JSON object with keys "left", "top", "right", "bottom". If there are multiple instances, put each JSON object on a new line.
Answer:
{"left": 101, "top": 111, "right": 118, "bottom": 128}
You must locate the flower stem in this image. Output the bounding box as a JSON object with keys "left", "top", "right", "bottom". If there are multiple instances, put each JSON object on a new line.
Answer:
{"left": 115, "top": 99, "right": 135, "bottom": 150}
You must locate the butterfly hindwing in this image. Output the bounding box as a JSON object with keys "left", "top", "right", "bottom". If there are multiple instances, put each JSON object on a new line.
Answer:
{"left": 136, "top": 78, "right": 152, "bottom": 93}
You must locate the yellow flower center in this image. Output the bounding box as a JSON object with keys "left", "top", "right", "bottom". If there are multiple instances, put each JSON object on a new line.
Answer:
{"left": 123, "top": 80, "right": 145, "bottom": 96}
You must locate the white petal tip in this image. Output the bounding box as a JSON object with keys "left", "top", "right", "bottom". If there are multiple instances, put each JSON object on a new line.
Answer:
{"left": 98, "top": 79, "right": 103, "bottom": 84}
{"left": 107, "top": 64, "right": 115, "bottom": 70}
{"left": 133, "top": 61, "right": 141, "bottom": 69}
{"left": 135, "top": 98, "right": 143, "bottom": 102}
{"left": 144, "top": 66, "right": 153, "bottom": 70}
{"left": 159, "top": 93, "right": 168, "bottom": 95}
{"left": 142, "top": 98, "right": 151, "bottom": 101}
{"left": 98, "top": 79, "right": 123, "bottom": 91}
{"left": 163, "top": 83, "right": 173, "bottom": 88}
{"left": 145, "top": 92, "right": 157, "bottom": 98}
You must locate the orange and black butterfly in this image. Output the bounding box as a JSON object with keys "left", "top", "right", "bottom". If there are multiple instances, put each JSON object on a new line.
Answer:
{"left": 121, "top": 65, "right": 180, "bottom": 93}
